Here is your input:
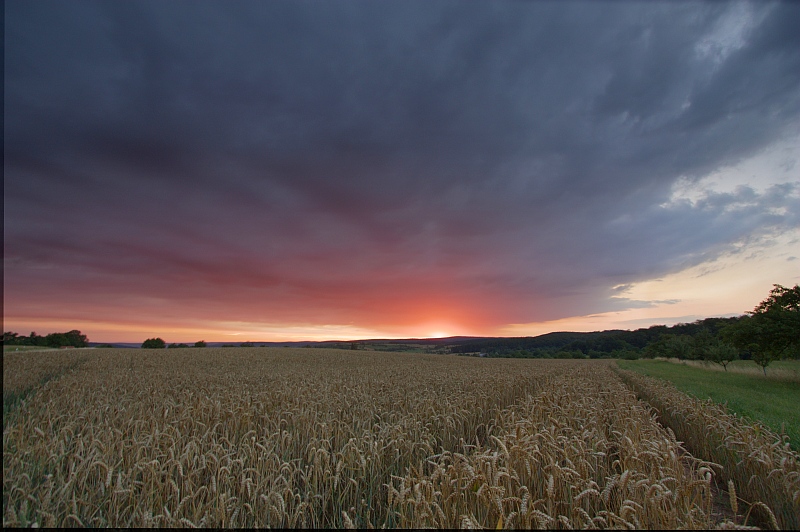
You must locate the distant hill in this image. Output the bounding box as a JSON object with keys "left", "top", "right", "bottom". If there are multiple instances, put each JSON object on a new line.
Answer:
{"left": 446, "top": 317, "right": 743, "bottom": 358}
{"left": 91, "top": 317, "right": 743, "bottom": 358}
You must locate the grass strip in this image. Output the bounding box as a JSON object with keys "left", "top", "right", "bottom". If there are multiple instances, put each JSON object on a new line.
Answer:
{"left": 617, "top": 359, "right": 800, "bottom": 451}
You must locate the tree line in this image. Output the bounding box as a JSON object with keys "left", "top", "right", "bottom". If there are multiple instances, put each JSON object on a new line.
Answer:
{"left": 454, "top": 284, "right": 799, "bottom": 374}
{"left": 141, "top": 338, "right": 208, "bottom": 349}
{"left": 140, "top": 339, "right": 268, "bottom": 348}
{"left": 2, "top": 330, "right": 89, "bottom": 348}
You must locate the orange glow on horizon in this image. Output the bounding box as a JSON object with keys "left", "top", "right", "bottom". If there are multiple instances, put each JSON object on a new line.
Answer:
{"left": 1, "top": 316, "right": 480, "bottom": 344}
{"left": 5, "top": 234, "right": 796, "bottom": 344}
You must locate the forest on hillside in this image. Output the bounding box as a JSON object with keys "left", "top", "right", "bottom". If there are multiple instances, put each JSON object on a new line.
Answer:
{"left": 449, "top": 317, "right": 741, "bottom": 359}
{"left": 452, "top": 284, "right": 799, "bottom": 375}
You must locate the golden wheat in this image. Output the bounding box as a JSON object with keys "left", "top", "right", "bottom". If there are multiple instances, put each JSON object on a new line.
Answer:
{"left": 3, "top": 349, "right": 790, "bottom": 528}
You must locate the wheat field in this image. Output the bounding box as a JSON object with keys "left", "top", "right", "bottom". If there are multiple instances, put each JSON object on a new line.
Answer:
{"left": 4, "top": 348, "right": 797, "bottom": 528}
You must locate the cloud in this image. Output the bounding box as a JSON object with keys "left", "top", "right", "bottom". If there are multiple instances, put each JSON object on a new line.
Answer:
{"left": 4, "top": 0, "right": 800, "bottom": 337}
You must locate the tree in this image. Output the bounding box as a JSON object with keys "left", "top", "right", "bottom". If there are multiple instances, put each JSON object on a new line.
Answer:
{"left": 704, "top": 340, "right": 739, "bottom": 371}
{"left": 64, "top": 330, "right": 89, "bottom": 347}
{"left": 29, "top": 331, "right": 47, "bottom": 346}
{"left": 689, "top": 329, "right": 714, "bottom": 361}
{"left": 142, "top": 338, "right": 166, "bottom": 349}
{"left": 752, "top": 284, "right": 800, "bottom": 359}
{"left": 723, "top": 284, "right": 800, "bottom": 375}
{"left": 194, "top": 340, "right": 207, "bottom": 348}
{"left": 644, "top": 334, "right": 673, "bottom": 358}
{"left": 753, "top": 284, "right": 800, "bottom": 314}
{"left": 45, "top": 330, "right": 89, "bottom": 348}
{"left": 3, "top": 330, "right": 88, "bottom": 347}
{"left": 46, "top": 333, "right": 68, "bottom": 347}
{"left": 655, "top": 334, "right": 694, "bottom": 359}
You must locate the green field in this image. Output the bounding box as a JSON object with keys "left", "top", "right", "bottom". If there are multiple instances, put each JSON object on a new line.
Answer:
{"left": 617, "top": 359, "right": 800, "bottom": 451}
{"left": 655, "top": 357, "right": 800, "bottom": 381}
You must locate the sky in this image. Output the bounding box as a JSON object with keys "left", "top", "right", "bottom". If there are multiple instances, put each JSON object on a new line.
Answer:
{"left": 4, "top": 0, "right": 800, "bottom": 343}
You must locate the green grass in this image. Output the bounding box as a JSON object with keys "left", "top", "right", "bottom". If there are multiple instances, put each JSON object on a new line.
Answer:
{"left": 656, "top": 357, "right": 800, "bottom": 381}
{"left": 617, "top": 359, "right": 800, "bottom": 451}
{"left": 721, "top": 358, "right": 800, "bottom": 372}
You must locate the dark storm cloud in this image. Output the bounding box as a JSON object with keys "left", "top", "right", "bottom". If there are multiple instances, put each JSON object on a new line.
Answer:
{"left": 5, "top": 0, "right": 800, "bottom": 331}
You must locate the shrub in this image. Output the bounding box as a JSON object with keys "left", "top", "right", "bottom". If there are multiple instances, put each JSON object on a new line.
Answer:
{"left": 141, "top": 338, "right": 166, "bottom": 349}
